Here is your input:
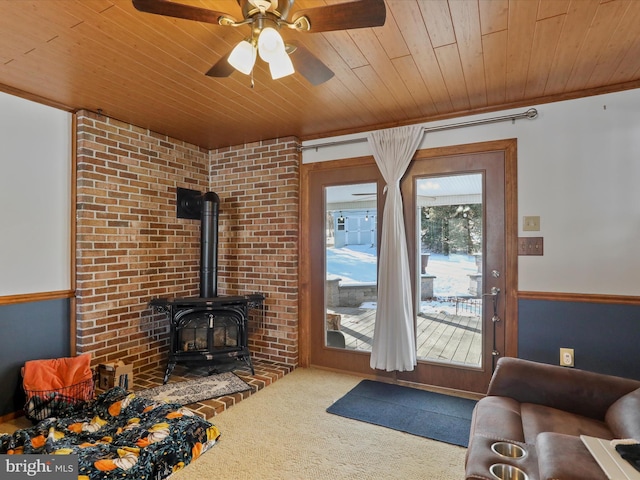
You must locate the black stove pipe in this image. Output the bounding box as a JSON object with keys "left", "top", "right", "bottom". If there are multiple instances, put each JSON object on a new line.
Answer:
{"left": 200, "top": 192, "right": 220, "bottom": 298}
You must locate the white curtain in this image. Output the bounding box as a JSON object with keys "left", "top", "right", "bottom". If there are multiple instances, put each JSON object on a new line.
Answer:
{"left": 368, "top": 125, "right": 423, "bottom": 372}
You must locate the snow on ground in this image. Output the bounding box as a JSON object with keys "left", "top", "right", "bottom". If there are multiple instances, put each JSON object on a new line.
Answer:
{"left": 326, "top": 245, "right": 481, "bottom": 316}
{"left": 326, "top": 244, "right": 377, "bottom": 284}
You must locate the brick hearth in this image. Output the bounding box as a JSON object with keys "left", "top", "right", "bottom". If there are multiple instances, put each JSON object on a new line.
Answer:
{"left": 134, "top": 359, "right": 294, "bottom": 419}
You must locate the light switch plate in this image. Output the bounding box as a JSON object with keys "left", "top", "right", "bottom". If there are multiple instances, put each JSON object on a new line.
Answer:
{"left": 523, "top": 216, "right": 540, "bottom": 231}
{"left": 518, "top": 237, "right": 544, "bottom": 255}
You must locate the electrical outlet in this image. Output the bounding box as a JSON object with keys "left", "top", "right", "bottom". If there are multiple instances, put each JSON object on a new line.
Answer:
{"left": 560, "top": 348, "right": 574, "bottom": 367}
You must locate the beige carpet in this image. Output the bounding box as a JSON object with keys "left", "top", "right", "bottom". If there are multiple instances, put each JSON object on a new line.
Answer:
{"left": 0, "top": 368, "right": 468, "bottom": 479}
{"left": 170, "top": 367, "right": 467, "bottom": 480}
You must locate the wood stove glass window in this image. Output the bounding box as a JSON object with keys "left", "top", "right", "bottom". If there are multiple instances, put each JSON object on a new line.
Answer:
{"left": 212, "top": 315, "right": 238, "bottom": 348}
{"left": 179, "top": 313, "right": 209, "bottom": 352}
{"left": 178, "top": 311, "right": 239, "bottom": 352}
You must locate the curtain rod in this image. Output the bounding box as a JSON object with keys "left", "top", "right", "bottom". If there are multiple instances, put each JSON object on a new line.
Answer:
{"left": 299, "top": 108, "right": 538, "bottom": 152}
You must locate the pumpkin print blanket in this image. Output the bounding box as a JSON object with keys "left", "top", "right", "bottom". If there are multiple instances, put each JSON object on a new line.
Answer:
{"left": 0, "top": 387, "right": 220, "bottom": 480}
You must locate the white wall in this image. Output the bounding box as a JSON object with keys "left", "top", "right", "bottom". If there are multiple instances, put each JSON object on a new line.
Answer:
{"left": 302, "top": 89, "right": 640, "bottom": 296}
{"left": 0, "top": 92, "right": 72, "bottom": 296}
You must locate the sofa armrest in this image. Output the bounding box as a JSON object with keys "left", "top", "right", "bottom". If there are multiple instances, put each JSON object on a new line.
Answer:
{"left": 605, "top": 387, "right": 640, "bottom": 439}
{"left": 537, "top": 432, "right": 607, "bottom": 480}
{"left": 487, "top": 357, "right": 640, "bottom": 420}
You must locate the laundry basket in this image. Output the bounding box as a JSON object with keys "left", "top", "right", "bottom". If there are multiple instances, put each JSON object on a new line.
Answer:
{"left": 24, "top": 377, "right": 95, "bottom": 422}
{"left": 22, "top": 354, "right": 95, "bottom": 422}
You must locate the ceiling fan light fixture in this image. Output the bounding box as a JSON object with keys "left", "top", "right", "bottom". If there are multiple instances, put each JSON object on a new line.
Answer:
{"left": 132, "top": 0, "right": 385, "bottom": 85}
{"left": 268, "top": 50, "right": 295, "bottom": 80}
{"left": 257, "top": 26, "right": 286, "bottom": 63}
{"left": 228, "top": 40, "right": 257, "bottom": 75}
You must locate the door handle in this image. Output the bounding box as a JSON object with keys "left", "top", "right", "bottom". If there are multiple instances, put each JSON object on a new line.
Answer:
{"left": 482, "top": 286, "right": 500, "bottom": 297}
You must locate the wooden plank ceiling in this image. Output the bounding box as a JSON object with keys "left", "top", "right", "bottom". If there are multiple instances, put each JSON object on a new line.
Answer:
{"left": 1, "top": 0, "right": 639, "bottom": 150}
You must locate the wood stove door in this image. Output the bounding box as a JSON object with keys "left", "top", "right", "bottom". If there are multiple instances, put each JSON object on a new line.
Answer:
{"left": 162, "top": 303, "right": 254, "bottom": 383}
{"left": 175, "top": 308, "right": 243, "bottom": 355}
{"left": 210, "top": 312, "right": 241, "bottom": 350}
{"left": 176, "top": 311, "right": 210, "bottom": 353}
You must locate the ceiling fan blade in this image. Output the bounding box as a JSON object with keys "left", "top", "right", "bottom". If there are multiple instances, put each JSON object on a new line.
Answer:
{"left": 205, "top": 51, "right": 235, "bottom": 78}
{"left": 289, "top": 43, "right": 334, "bottom": 86}
{"left": 291, "top": 0, "right": 386, "bottom": 33}
{"left": 132, "top": 0, "right": 236, "bottom": 25}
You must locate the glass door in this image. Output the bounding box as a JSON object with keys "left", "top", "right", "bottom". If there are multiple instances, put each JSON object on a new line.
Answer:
{"left": 304, "top": 160, "right": 385, "bottom": 375}
{"left": 301, "top": 141, "right": 516, "bottom": 392}
{"left": 398, "top": 145, "right": 516, "bottom": 394}
{"left": 324, "top": 183, "right": 378, "bottom": 352}
{"left": 415, "top": 174, "right": 484, "bottom": 367}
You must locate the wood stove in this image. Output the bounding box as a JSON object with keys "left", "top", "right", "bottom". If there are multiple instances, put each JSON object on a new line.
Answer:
{"left": 150, "top": 190, "right": 264, "bottom": 383}
{"left": 150, "top": 294, "right": 263, "bottom": 383}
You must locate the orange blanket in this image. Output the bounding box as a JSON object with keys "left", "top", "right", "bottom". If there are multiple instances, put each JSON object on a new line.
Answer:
{"left": 23, "top": 354, "right": 92, "bottom": 392}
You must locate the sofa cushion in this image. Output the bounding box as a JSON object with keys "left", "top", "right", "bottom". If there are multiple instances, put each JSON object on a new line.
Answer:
{"left": 521, "top": 403, "right": 613, "bottom": 444}
{"left": 605, "top": 387, "right": 640, "bottom": 440}
{"left": 470, "top": 396, "right": 525, "bottom": 442}
{"left": 537, "top": 432, "right": 607, "bottom": 480}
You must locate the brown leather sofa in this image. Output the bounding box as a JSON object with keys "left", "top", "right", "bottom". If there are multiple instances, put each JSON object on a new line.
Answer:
{"left": 465, "top": 357, "right": 640, "bottom": 480}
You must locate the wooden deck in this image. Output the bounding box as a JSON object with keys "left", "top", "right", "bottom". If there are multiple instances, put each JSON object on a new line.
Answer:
{"left": 328, "top": 306, "right": 482, "bottom": 367}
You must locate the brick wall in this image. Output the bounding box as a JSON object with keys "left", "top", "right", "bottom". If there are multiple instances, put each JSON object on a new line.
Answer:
{"left": 75, "top": 110, "right": 209, "bottom": 372}
{"left": 210, "top": 139, "right": 299, "bottom": 366}
{"left": 75, "top": 110, "right": 299, "bottom": 373}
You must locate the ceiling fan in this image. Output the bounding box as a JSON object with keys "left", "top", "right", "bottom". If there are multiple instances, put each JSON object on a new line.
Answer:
{"left": 132, "top": 0, "right": 386, "bottom": 85}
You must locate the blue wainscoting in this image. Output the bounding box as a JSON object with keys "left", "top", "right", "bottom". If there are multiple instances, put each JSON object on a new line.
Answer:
{"left": 0, "top": 298, "right": 70, "bottom": 417}
{"left": 518, "top": 299, "right": 640, "bottom": 381}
